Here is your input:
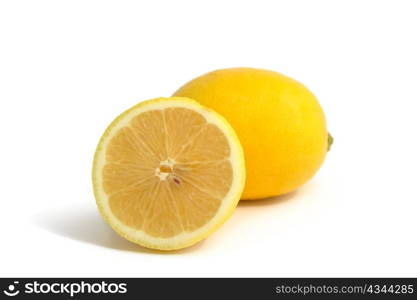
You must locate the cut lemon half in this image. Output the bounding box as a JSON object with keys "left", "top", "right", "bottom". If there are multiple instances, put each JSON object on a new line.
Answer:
{"left": 92, "top": 97, "right": 245, "bottom": 250}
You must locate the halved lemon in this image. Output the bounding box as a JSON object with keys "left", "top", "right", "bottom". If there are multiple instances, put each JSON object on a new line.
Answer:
{"left": 92, "top": 97, "right": 245, "bottom": 250}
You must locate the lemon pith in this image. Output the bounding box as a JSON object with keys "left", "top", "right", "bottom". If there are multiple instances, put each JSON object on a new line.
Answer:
{"left": 92, "top": 97, "right": 245, "bottom": 250}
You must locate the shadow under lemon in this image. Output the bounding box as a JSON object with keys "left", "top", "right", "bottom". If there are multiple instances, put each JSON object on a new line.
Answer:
{"left": 33, "top": 204, "right": 205, "bottom": 254}
{"left": 33, "top": 182, "right": 313, "bottom": 253}
{"left": 238, "top": 190, "right": 298, "bottom": 207}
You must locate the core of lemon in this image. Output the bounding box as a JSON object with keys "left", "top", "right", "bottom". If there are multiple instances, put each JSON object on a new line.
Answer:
{"left": 92, "top": 97, "right": 245, "bottom": 250}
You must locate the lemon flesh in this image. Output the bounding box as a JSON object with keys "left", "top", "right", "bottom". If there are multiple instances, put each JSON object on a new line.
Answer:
{"left": 93, "top": 97, "right": 245, "bottom": 250}
{"left": 174, "top": 68, "right": 328, "bottom": 200}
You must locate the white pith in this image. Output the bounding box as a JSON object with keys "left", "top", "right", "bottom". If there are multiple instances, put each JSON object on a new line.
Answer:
{"left": 154, "top": 158, "right": 176, "bottom": 181}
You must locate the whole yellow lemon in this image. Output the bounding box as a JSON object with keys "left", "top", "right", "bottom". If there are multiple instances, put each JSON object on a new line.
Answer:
{"left": 173, "top": 68, "right": 330, "bottom": 200}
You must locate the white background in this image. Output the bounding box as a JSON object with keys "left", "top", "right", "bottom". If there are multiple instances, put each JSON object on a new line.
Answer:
{"left": 1, "top": 0, "right": 416, "bottom": 277}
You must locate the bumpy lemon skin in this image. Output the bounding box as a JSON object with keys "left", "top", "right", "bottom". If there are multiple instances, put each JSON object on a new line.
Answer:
{"left": 173, "top": 68, "right": 328, "bottom": 200}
